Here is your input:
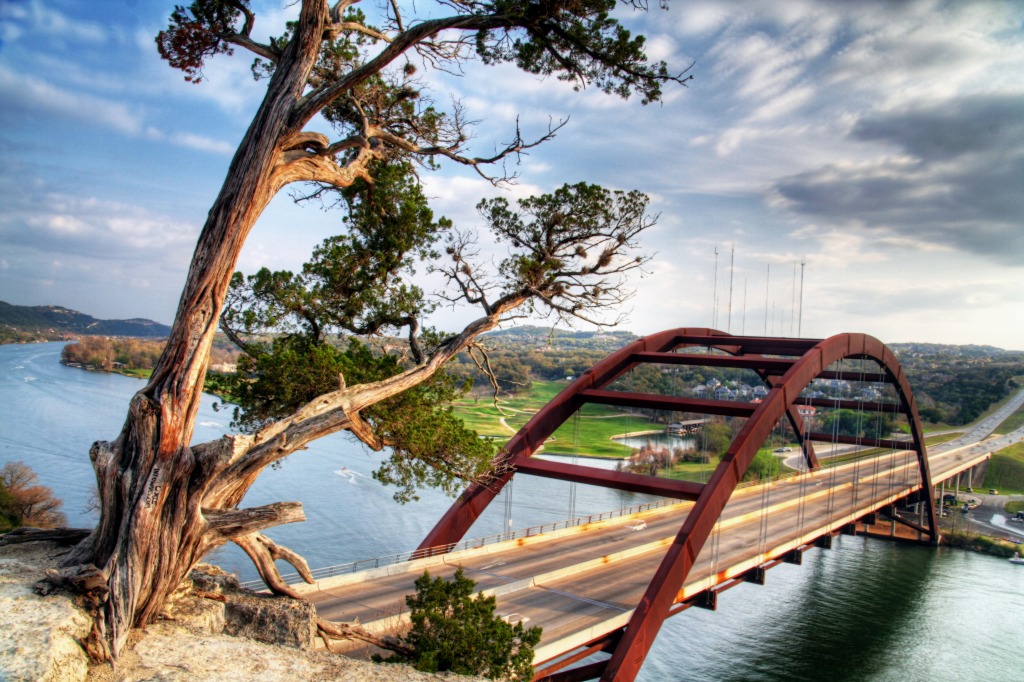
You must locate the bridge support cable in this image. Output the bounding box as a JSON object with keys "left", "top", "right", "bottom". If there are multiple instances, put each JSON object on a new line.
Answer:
{"left": 416, "top": 330, "right": 938, "bottom": 681}
{"left": 503, "top": 477, "right": 513, "bottom": 538}
{"left": 850, "top": 363, "right": 867, "bottom": 523}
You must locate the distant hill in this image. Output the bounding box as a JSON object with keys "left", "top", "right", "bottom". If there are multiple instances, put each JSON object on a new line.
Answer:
{"left": 480, "top": 325, "right": 637, "bottom": 353}
{"left": 0, "top": 301, "right": 171, "bottom": 339}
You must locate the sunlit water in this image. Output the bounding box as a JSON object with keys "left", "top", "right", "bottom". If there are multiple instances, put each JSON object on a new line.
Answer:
{"left": 2, "top": 343, "right": 1022, "bottom": 680}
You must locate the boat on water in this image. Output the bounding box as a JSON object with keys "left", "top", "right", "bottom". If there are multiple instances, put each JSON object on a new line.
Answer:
{"left": 1010, "top": 552, "right": 1024, "bottom": 565}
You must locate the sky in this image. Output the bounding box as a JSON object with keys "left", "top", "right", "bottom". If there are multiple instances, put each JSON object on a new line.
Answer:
{"left": 0, "top": 0, "right": 1021, "bottom": 350}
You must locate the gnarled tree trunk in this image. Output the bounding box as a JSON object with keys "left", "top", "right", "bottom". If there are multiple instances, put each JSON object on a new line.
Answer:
{"left": 59, "top": 4, "right": 331, "bottom": 660}
{"left": 52, "top": 0, "right": 669, "bottom": 660}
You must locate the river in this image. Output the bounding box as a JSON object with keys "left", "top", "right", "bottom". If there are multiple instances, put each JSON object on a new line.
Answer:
{"left": 2, "top": 343, "right": 1022, "bottom": 681}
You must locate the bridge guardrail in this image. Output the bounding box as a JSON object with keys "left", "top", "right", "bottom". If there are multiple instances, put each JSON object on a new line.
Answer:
{"left": 238, "top": 447, "right": 926, "bottom": 591}
{"left": 238, "top": 497, "right": 680, "bottom": 590}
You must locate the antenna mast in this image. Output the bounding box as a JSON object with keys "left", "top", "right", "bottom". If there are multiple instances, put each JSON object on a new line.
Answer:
{"left": 798, "top": 258, "right": 806, "bottom": 337}
{"left": 712, "top": 247, "right": 719, "bottom": 329}
{"left": 727, "top": 245, "right": 735, "bottom": 332}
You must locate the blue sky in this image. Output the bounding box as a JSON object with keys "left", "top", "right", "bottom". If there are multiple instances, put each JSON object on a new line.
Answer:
{"left": 1, "top": 0, "right": 1021, "bottom": 349}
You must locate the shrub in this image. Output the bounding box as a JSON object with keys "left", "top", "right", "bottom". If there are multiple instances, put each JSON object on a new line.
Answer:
{"left": 379, "top": 568, "right": 541, "bottom": 679}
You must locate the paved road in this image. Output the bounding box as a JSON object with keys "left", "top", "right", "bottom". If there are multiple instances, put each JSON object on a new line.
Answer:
{"left": 304, "top": 436, "right": 992, "bottom": 662}
{"left": 301, "top": 389, "right": 1024, "bottom": 663}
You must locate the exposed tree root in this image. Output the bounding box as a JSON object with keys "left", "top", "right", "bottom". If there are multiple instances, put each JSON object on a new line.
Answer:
{"left": 233, "top": 532, "right": 314, "bottom": 599}
{"left": 0, "top": 526, "right": 92, "bottom": 546}
{"left": 316, "top": 617, "right": 413, "bottom": 657}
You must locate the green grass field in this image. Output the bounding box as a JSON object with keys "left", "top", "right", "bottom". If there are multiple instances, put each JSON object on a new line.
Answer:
{"left": 659, "top": 458, "right": 720, "bottom": 483}
{"left": 994, "top": 406, "right": 1024, "bottom": 435}
{"left": 453, "top": 381, "right": 661, "bottom": 458}
{"left": 925, "top": 432, "right": 964, "bottom": 446}
{"left": 117, "top": 367, "right": 152, "bottom": 379}
{"left": 983, "top": 442, "right": 1024, "bottom": 495}
{"left": 453, "top": 378, "right": 995, "bottom": 461}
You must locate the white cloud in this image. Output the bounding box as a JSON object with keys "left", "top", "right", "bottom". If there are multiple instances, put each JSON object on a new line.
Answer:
{"left": 675, "top": 1, "right": 733, "bottom": 36}
{"left": 0, "top": 65, "right": 143, "bottom": 135}
{"left": 0, "top": 189, "right": 199, "bottom": 262}
{"left": 0, "top": 0, "right": 108, "bottom": 46}
{"left": 170, "top": 132, "right": 235, "bottom": 155}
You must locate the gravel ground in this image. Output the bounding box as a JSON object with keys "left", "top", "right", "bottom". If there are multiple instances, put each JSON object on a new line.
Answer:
{"left": 84, "top": 624, "right": 476, "bottom": 682}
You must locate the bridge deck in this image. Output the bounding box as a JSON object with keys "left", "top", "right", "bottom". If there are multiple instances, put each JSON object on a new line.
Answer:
{"left": 299, "top": 443, "right": 986, "bottom": 664}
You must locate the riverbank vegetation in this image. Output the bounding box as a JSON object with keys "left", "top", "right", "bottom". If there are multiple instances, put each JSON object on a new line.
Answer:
{"left": 0, "top": 462, "right": 65, "bottom": 532}
{"left": 941, "top": 528, "right": 1019, "bottom": 557}
{"left": 60, "top": 336, "right": 239, "bottom": 373}
{"left": 617, "top": 439, "right": 779, "bottom": 484}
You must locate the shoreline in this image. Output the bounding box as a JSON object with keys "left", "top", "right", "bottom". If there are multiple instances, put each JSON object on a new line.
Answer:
{"left": 60, "top": 358, "right": 235, "bottom": 402}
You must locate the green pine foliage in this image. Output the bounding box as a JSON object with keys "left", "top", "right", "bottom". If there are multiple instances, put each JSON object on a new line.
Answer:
{"left": 378, "top": 568, "right": 542, "bottom": 680}
{"left": 221, "top": 159, "right": 496, "bottom": 502}
{"left": 820, "top": 409, "right": 897, "bottom": 439}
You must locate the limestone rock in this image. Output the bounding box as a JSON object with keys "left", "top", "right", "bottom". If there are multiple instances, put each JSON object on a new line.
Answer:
{"left": 223, "top": 591, "right": 317, "bottom": 650}
{"left": 0, "top": 542, "right": 90, "bottom": 682}
{"left": 189, "top": 563, "right": 239, "bottom": 594}
{"left": 0, "top": 542, "right": 481, "bottom": 682}
{"left": 160, "top": 594, "right": 226, "bottom": 636}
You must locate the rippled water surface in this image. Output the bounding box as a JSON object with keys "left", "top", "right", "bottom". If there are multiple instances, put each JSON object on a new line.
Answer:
{"left": 3, "top": 343, "right": 1023, "bottom": 680}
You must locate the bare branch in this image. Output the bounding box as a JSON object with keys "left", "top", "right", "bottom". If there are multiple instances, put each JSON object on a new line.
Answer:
{"left": 204, "top": 502, "right": 306, "bottom": 542}
{"left": 221, "top": 32, "right": 280, "bottom": 64}
{"left": 466, "top": 342, "right": 514, "bottom": 416}
{"left": 370, "top": 118, "right": 566, "bottom": 185}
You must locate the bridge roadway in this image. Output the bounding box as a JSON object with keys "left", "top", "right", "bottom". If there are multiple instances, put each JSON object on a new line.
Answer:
{"left": 297, "top": 437, "right": 996, "bottom": 665}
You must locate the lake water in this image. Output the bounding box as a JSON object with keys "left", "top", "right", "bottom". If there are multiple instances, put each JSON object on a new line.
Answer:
{"left": 2, "top": 343, "right": 1022, "bottom": 681}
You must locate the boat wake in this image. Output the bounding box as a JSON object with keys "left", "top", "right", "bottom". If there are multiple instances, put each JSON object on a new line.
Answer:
{"left": 333, "top": 467, "right": 367, "bottom": 484}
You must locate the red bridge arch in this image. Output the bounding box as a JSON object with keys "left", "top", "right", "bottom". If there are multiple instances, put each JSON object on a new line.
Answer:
{"left": 420, "top": 330, "right": 938, "bottom": 681}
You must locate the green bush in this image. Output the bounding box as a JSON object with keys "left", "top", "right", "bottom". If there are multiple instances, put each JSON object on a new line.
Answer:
{"left": 943, "top": 529, "right": 1017, "bottom": 557}
{"left": 379, "top": 568, "right": 541, "bottom": 679}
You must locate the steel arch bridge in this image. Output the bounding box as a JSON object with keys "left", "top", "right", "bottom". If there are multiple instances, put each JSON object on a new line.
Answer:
{"left": 419, "top": 329, "right": 939, "bottom": 681}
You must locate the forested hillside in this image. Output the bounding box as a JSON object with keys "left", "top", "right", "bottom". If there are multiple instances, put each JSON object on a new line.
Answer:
{"left": 0, "top": 301, "right": 171, "bottom": 342}
{"left": 452, "top": 329, "right": 1024, "bottom": 427}
{"left": 890, "top": 343, "right": 1024, "bottom": 425}
{"left": 36, "top": 318, "right": 1024, "bottom": 429}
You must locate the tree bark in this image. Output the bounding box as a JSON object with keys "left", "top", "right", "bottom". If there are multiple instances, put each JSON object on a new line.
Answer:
{"left": 62, "top": 2, "right": 333, "bottom": 659}
{"left": 56, "top": 0, "right": 663, "bottom": 661}
{"left": 59, "top": 3, "right": 523, "bottom": 658}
